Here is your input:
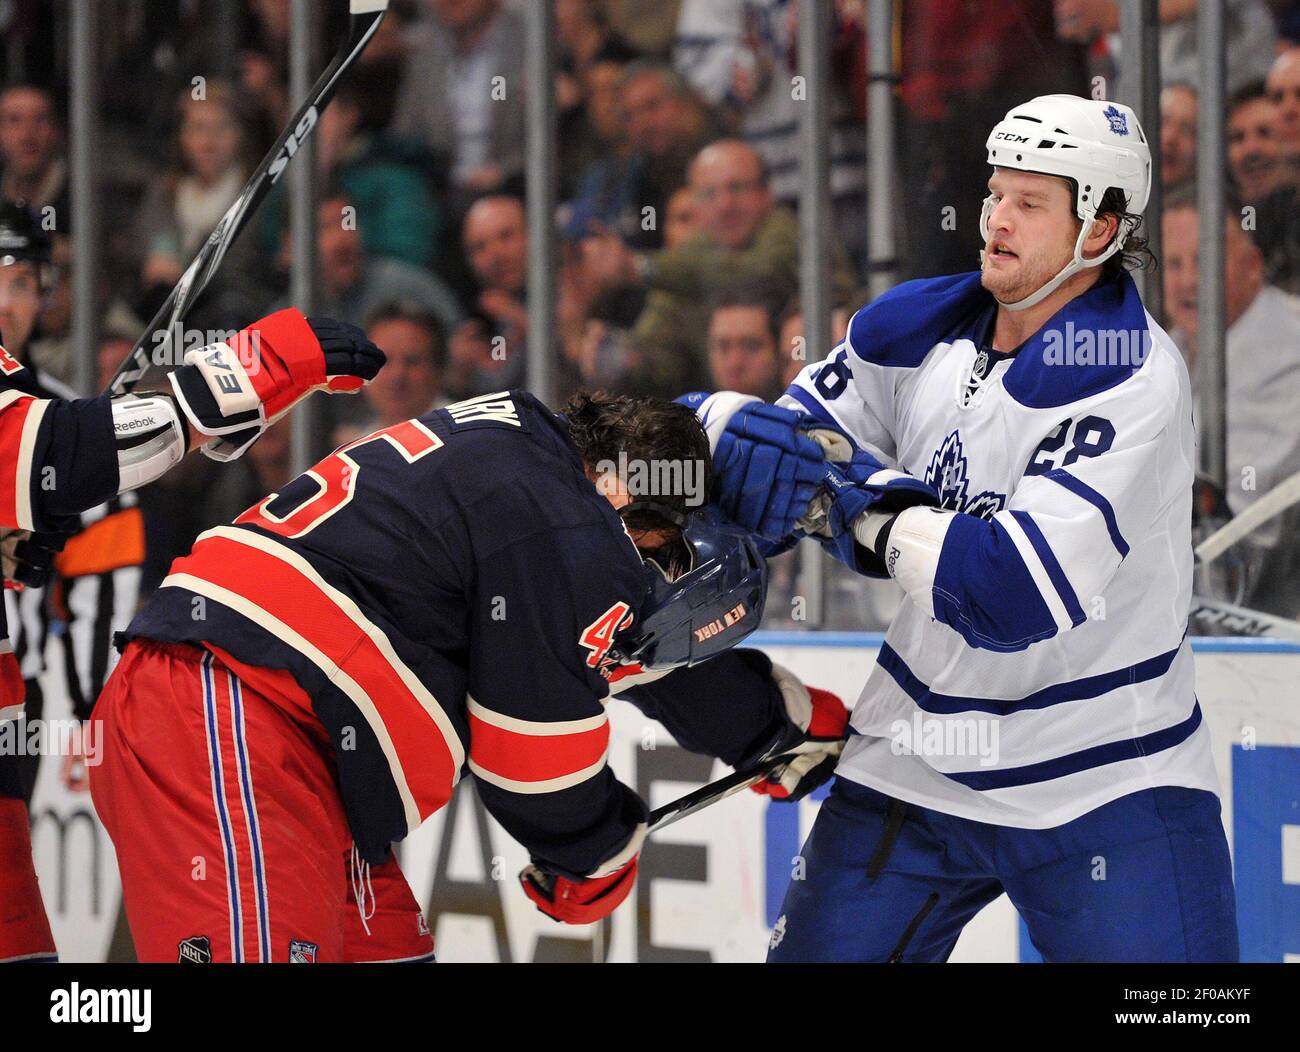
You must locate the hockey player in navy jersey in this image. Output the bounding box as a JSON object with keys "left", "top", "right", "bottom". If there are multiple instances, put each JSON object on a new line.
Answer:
{"left": 691, "top": 95, "right": 1238, "bottom": 962}
{"left": 89, "top": 387, "right": 849, "bottom": 962}
{"left": 0, "top": 196, "right": 386, "bottom": 962}
{"left": 0, "top": 204, "right": 146, "bottom": 804}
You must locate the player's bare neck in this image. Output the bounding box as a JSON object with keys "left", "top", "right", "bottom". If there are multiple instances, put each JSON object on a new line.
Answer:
{"left": 992, "top": 270, "right": 1102, "bottom": 354}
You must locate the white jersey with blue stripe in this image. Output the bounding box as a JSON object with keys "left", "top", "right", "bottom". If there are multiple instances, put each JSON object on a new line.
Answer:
{"left": 780, "top": 270, "right": 1219, "bottom": 828}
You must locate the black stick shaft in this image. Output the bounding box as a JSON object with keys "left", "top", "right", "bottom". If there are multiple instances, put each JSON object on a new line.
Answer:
{"left": 648, "top": 752, "right": 797, "bottom": 833}
{"left": 106, "top": 2, "right": 388, "bottom": 397}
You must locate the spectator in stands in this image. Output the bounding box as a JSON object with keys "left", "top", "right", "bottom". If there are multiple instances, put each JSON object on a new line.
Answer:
{"left": 27, "top": 240, "right": 141, "bottom": 388}
{"left": 556, "top": 0, "right": 639, "bottom": 175}
{"left": 133, "top": 83, "right": 260, "bottom": 318}
{"left": 557, "top": 128, "right": 703, "bottom": 397}
{"left": 1056, "top": 0, "right": 1278, "bottom": 103}
{"left": 577, "top": 138, "right": 856, "bottom": 398}
{"left": 560, "top": 57, "right": 634, "bottom": 205}
{"left": 1227, "top": 81, "right": 1289, "bottom": 205}
{"left": 563, "top": 60, "right": 717, "bottom": 255}
{"left": 557, "top": 0, "right": 634, "bottom": 75}
{"left": 662, "top": 184, "right": 700, "bottom": 249}
{"left": 315, "top": 84, "right": 443, "bottom": 269}
{"left": 366, "top": 300, "right": 449, "bottom": 420}
{"left": 260, "top": 84, "right": 442, "bottom": 272}
{"left": 1160, "top": 83, "right": 1198, "bottom": 191}
{"left": 334, "top": 300, "right": 449, "bottom": 446}
{"left": 1162, "top": 187, "right": 1300, "bottom": 614}
{"left": 284, "top": 188, "right": 462, "bottom": 335}
{"left": 672, "top": 0, "right": 867, "bottom": 259}
{"left": 899, "top": 1, "right": 1087, "bottom": 278}
{"left": 0, "top": 85, "right": 68, "bottom": 238}
{"left": 448, "top": 194, "right": 528, "bottom": 396}
{"left": 95, "top": 318, "right": 138, "bottom": 393}
{"left": 621, "top": 60, "right": 716, "bottom": 169}
{"left": 1259, "top": 48, "right": 1300, "bottom": 294}
{"left": 777, "top": 296, "right": 854, "bottom": 389}
{"left": 0, "top": 87, "right": 88, "bottom": 380}
{"left": 705, "top": 287, "right": 785, "bottom": 401}
{"left": 390, "top": 0, "right": 526, "bottom": 206}
{"left": 1267, "top": 46, "right": 1300, "bottom": 179}
{"left": 602, "top": 0, "right": 683, "bottom": 58}
{"left": 618, "top": 61, "right": 718, "bottom": 243}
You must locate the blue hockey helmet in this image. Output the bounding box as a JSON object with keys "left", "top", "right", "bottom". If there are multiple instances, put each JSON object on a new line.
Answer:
{"left": 610, "top": 505, "right": 768, "bottom": 671}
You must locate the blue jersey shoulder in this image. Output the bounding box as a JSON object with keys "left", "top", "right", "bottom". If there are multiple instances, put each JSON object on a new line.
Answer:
{"left": 846, "top": 270, "right": 1156, "bottom": 411}
{"left": 1002, "top": 272, "right": 1153, "bottom": 410}
{"left": 846, "top": 272, "right": 987, "bottom": 369}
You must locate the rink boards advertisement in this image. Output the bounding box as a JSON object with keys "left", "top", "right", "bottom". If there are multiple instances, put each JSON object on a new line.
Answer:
{"left": 27, "top": 633, "right": 1300, "bottom": 963}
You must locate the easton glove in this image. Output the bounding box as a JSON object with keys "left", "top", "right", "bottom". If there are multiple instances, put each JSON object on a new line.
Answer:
{"left": 170, "top": 310, "right": 385, "bottom": 462}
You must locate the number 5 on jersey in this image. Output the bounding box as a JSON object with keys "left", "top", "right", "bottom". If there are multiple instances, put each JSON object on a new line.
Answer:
{"left": 236, "top": 420, "right": 443, "bottom": 538}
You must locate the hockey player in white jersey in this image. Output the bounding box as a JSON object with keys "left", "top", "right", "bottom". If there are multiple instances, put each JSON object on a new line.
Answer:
{"left": 688, "top": 95, "right": 1238, "bottom": 961}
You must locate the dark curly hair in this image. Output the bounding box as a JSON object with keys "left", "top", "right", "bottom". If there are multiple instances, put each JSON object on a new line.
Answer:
{"left": 1076, "top": 182, "right": 1157, "bottom": 282}
{"left": 563, "top": 390, "right": 713, "bottom": 534}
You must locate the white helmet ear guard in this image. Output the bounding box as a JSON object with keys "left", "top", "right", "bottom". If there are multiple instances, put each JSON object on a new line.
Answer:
{"left": 981, "top": 95, "right": 1152, "bottom": 311}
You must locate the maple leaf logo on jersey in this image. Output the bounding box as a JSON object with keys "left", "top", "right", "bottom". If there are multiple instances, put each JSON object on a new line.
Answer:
{"left": 924, "top": 430, "right": 1006, "bottom": 521}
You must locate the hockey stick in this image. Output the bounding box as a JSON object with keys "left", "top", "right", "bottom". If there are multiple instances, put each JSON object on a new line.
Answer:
{"left": 1195, "top": 468, "right": 1300, "bottom": 566}
{"left": 1190, "top": 595, "right": 1300, "bottom": 644}
{"left": 106, "top": 0, "right": 390, "bottom": 397}
{"left": 648, "top": 751, "right": 800, "bottom": 834}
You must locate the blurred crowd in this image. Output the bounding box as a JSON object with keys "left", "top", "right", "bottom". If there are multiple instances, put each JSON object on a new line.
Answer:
{"left": 1, "top": 0, "right": 1299, "bottom": 628}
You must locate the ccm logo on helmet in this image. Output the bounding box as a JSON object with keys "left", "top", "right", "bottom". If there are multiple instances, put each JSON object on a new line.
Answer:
{"left": 693, "top": 601, "right": 748, "bottom": 643}
{"left": 993, "top": 132, "right": 1030, "bottom": 143}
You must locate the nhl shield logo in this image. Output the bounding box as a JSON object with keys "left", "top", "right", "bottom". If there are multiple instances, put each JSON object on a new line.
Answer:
{"left": 177, "top": 935, "right": 212, "bottom": 963}
{"left": 1102, "top": 104, "right": 1129, "bottom": 136}
{"left": 288, "top": 939, "right": 319, "bottom": 963}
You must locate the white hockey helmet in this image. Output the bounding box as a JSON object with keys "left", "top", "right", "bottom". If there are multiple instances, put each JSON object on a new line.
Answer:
{"left": 981, "top": 94, "right": 1152, "bottom": 310}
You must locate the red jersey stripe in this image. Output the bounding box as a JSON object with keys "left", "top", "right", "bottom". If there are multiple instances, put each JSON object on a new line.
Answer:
{"left": 0, "top": 390, "right": 45, "bottom": 530}
{"left": 466, "top": 698, "right": 609, "bottom": 788}
{"left": 161, "top": 526, "right": 464, "bottom": 833}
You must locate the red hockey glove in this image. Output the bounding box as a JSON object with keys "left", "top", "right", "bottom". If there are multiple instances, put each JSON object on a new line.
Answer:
{"left": 519, "top": 856, "right": 638, "bottom": 925}
{"left": 752, "top": 674, "right": 850, "bottom": 802}
{"left": 170, "top": 309, "right": 384, "bottom": 461}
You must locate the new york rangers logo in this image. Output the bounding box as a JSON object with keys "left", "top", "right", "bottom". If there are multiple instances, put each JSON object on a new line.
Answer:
{"left": 288, "top": 939, "right": 318, "bottom": 963}
{"left": 1103, "top": 104, "right": 1129, "bottom": 136}
{"left": 925, "top": 430, "right": 1006, "bottom": 520}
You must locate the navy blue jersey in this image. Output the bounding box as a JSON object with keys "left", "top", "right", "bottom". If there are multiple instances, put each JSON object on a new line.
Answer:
{"left": 1, "top": 353, "right": 118, "bottom": 722}
{"left": 126, "top": 391, "right": 788, "bottom": 871}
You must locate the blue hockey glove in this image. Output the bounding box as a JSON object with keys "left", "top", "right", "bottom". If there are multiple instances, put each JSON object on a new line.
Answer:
{"left": 797, "top": 434, "right": 939, "bottom": 573}
{"left": 680, "top": 392, "right": 828, "bottom": 541}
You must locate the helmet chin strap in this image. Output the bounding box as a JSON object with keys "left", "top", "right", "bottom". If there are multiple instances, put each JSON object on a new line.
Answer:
{"left": 980, "top": 193, "right": 1132, "bottom": 313}
{"left": 997, "top": 223, "right": 1113, "bottom": 312}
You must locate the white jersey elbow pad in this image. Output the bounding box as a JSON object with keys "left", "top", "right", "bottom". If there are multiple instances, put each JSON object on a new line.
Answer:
{"left": 878, "top": 505, "right": 956, "bottom": 618}
{"left": 112, "top": 393, "right": 189, "bottom": 493}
